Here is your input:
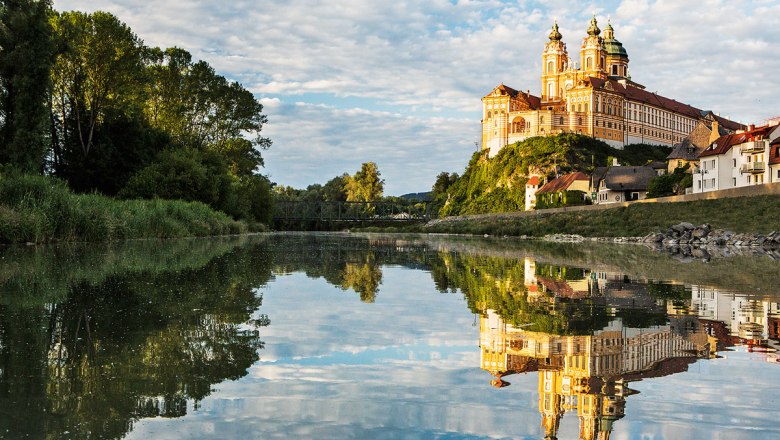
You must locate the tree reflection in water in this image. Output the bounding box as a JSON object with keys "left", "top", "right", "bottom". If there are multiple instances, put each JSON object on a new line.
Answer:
{"left": 2, "top": 233, "right": 779, "bottom": 439}
{"left": 0, "top": 237, "right": 272, "bottom": 439}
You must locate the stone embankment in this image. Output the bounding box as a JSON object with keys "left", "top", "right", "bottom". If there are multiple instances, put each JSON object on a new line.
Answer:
{"left": 643, "top": 222, "right": 780, "bottom": 249}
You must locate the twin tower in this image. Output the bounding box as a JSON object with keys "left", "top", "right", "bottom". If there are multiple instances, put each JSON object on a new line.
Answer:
{"left": 540, "top": 16, "right": 630, "bottom": 105}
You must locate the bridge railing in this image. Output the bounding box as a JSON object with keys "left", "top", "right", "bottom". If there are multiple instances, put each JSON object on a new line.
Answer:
{"left": 273, "top": 201, "right": 433, "bottom": 222}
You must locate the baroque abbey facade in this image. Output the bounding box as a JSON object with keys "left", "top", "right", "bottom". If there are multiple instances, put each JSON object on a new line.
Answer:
{"left": 481, "top": 17, "right": 743, "bottom": 156}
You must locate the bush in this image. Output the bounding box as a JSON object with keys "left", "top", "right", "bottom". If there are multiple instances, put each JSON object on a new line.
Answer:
{"left": 0, "top": 173, "right": 246, "bottom": 244}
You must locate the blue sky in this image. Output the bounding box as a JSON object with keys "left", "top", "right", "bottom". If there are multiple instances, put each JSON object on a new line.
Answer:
{"left": 53, "top": 0, "right": 780, "bottom": 195}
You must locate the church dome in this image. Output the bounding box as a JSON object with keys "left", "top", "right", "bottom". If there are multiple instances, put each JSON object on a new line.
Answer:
{"left": 603, "top": 38, "right": 628, "bottom": 58}
{"left": 603, "top": 22, "right": 628, "bottom": 59}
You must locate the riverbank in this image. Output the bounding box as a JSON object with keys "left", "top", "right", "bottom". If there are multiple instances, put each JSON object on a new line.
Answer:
{"left": 0, "top": 174, "right": 262, "bottom": 244}
{"left": 419, "top": 194, "right": 780, "bottom": 238}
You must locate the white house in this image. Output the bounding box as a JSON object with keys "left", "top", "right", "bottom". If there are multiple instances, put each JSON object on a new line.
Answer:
{"left": 525, "top": 175, "right": 541, "bottom": 211}
{"left": 693, "top": 123, "right": 780, "bottom": 193}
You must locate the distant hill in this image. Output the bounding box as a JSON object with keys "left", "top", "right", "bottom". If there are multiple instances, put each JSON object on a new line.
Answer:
{"left": 399, "top": 191, "right": 433, "bottom": 201}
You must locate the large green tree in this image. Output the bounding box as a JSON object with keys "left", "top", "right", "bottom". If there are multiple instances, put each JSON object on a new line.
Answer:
{"left": 345, "top": 162, "right": 384, "bottom": 203}
{"left": 50, "top": 11, "right": 146, "bottom": 158}
{"left": 144, "top": 47, "right": 270, "bottom": 177}
{"left": 0, "top": 0, "right": 55, "bottom": 172}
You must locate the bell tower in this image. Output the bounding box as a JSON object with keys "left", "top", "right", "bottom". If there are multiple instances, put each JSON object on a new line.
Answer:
{"left": 579, "top": 15, "right": 607, "bottom": 80}
{"left": 540, "top": 21, "right": 568, "bottom": 104}
{"left": 603, "top": 19, "right": 629, "bottom": 79}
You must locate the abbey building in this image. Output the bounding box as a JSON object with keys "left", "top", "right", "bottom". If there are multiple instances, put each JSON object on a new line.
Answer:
{"left": 482, "top": 17, "right": 743, "bottom": 156}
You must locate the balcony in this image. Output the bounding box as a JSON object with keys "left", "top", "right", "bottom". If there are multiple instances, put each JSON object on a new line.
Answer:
{"left": 740, "top": 140, "right": 767, "bottom": 154}
{"left": 740, "top": 162, "right": 766, "bottom": 174}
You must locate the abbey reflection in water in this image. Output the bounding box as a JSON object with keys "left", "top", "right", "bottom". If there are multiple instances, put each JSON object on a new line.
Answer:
{"left": 475, "top": 257, "right": 780, "bottom": 440}
{"left": 2, "top": 234, "right": 780, "bottom": 439}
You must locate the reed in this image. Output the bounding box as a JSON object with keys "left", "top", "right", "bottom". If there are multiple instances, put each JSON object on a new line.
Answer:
{"left": 0, "top": 174, "right": 247, "bottom": 244}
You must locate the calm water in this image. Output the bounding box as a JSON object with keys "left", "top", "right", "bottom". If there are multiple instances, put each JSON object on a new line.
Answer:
{"left": 1, "top": 233, "right": 779, "bottom": 439}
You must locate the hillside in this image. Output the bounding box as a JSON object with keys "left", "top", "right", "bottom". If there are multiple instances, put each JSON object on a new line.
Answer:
{"left": 436, "top": 134, "right": 670, "bottom": 217}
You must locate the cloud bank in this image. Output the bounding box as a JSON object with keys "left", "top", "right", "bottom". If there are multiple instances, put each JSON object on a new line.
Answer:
{"left": 53, "top": 0, "right": 780, "bottom": 194}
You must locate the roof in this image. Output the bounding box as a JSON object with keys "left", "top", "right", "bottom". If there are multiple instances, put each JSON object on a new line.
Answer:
{"left": 646, "top": 160, "right": 667, "bottom": 170}
{"left": 483, "top": 84, "right": 541, "bottom": 109}
{"left": 590, "top": 167, "right": 609, "bottom": 186}
{"left": 770, "top": 143, "right": 780, "bottom": 166}
{"left": 699, "top": 133, "right": 746, "bottom": 157}
{"left": 668, "top": 118, "right": 731, "bottom": 161}
{"left": 602, "top": 166, "right": 657, "bottom": 191}
{"left": 527, "top": 175, "right": 540, "bottom": 186}
{"left": 536, "top": 172, "right": 589, "bottom": 194}
{"left": 700, "top": 124, "right": 780, "bottom": 158}
{"left": 587, "top": 78, "right": 744, "bottom": 131}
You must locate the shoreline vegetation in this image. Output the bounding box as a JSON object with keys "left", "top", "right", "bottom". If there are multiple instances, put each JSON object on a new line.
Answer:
{"left": 359, "top": 194, "right": 780, "bottom": 239}
{"left": 0, "top": 174, "right": 262, "bottom": 244}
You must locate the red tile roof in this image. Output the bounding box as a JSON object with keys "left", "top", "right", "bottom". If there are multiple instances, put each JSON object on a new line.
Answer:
{"left": 700, "top": 124, "right": 780, "bottom": 157}
{"left": 770, "top": 144, "right": 780, "bottom": 165}
{"left": 699, "top": 133, "right": 745, "bottom": 157}
{"left": 536, "top": 172, "right": 589, "bottom": 194}
{"left": 588, "top": 78, "right": 744, "bottom": 131}
{"left": 484, "top": 84, "right": 541, "bottom": 109}
{"left": 527, "top": 175, "right": 540, "bottom": 186}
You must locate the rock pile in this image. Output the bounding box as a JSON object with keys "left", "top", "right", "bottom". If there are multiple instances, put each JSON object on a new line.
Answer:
{"left": 644, "top": 223, "right": 780, "bottom": 248}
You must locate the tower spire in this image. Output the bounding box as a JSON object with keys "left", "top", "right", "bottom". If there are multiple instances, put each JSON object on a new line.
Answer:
{"left": 548, "top": 20, "right": 562, "bottom": 41}
{"left": 587, "top": 15, "right": 601, "bottom": 37}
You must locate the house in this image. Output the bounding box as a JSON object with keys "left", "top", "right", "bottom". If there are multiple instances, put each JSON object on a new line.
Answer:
{"left": 770, "top": 138, "right": 780, "bottom": 183}
{"left": 692, "top": 123, "right": 780, "bottom": 193}
{"left": 525, "top": 175, "right": 541, "bottom": 211}
{"left": 666, "top": 117, "right": 731, "bottom": 173}
{"left": 646, "top": 160, "right": 668, "bottom": 176}
{"left": 592, "top": 166, "right": 657, "bottom": 204}
{"left": 534, "top": 172, "right": 590, "bottom": 209}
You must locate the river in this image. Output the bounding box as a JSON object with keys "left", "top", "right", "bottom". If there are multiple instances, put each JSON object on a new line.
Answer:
{"left": 1, "top": 233, "right": 778, "bottom": 439}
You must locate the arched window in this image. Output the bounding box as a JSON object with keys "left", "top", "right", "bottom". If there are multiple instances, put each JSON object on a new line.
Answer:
{"left": 586, "top": 57, "right": 592, "bottom": 69}
{"left": 612, "top": 65, "right": 618, "bottom": 75}
{"left": 548, "top": 83, "right": 554, "bottom": 98}
{"left": 578, "top": 117, "right": 582, "bottom": 125}
{"left": 559, "top": 117, "right": 564, "bottom": 125}
{"left": 547, "top": 61, "right": 553, "bottom": 73}
{"left": 487, "top": 111, "right": 492, "bottom": 119}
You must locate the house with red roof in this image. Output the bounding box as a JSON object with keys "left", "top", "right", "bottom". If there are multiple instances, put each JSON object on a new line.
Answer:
{"left": 525, "top": 175, "right": 542, "bottom": 211}
{"left": 534, "top": 172, "right": 590, "bottom": 209}
{"left": 693, "top": 123, "right": 780, "bottom": 193}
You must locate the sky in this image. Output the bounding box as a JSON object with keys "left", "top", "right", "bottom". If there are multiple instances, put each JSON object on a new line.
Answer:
{"left": 53, "top": 0, "right": 780, "bottom": 196}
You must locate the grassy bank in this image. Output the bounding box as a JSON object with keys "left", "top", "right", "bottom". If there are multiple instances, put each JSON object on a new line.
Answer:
{"left": 0, "top": 174, "right": 253, "bottom": 244}
{"left": 420, "top": 195, "right": 780, "bottom": 237}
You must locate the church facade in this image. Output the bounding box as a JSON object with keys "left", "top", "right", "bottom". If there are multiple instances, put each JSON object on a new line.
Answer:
{"left": 481, "top": 17, "right": 743, "bottom": 156}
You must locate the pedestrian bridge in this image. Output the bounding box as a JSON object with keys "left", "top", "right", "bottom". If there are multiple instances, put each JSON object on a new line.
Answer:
{"left": 273, "top": 201, "right": 433, "bottom": 223}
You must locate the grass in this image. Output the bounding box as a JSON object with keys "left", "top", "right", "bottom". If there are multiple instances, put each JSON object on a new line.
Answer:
{"left": 0, "top": 174, "right": 249, "bottom": 244}
{"left": 421, "top": 195, "right": 780, "bottom": 237}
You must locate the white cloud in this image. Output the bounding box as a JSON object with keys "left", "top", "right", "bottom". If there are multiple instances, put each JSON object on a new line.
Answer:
{"left": 53, "top": 0, "right": 780, "bottom": 194}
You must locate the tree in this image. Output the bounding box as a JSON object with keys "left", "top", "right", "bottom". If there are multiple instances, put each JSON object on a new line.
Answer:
{"left": 50, "top": 11, "right": 146, "bottom": 158}
{"left": 431, "top": 171, "right": 458, "bottom": 212}
{"left": 119, "top": 148, "right": 232, "bottom": 207}
{"left": 0, "top": 0, "right": 55, "bottom": 172}
{"left": 144, "top": 47, "right": 270, "bottom": 177}
{"left": 345, "top": 162, "right": 384, "bottom": 202}
{"left": 646, "top": 165, "right": 691, "bottom": 198}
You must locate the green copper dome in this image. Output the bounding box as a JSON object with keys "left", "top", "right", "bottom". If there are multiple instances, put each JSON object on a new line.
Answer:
{"left": 603, "top": 21, "right": 628, "bottom": 59}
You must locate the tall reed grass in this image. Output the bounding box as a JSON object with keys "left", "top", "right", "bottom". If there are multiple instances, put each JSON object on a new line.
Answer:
{"left": 0, "top": 174, "right": 247, "bottom": 244}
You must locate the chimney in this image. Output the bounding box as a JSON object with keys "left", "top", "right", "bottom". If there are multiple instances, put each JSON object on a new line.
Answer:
{"left": 709, "top": 120, "right": 721, "bottom": 145}
{"left": 748, "top": 124, "right": 755, "bottom": 131}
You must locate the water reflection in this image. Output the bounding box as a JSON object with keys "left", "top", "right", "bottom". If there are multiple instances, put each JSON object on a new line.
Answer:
{"left": 0, "top": 237, "right": 272, "bottom": 439}
{"left": 1, "top": 233, "right": 779, "bottom": 439}
{"left": 467, "top": 255, "right": 780, "bottom": 439}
